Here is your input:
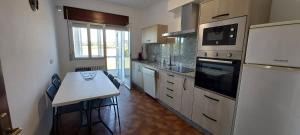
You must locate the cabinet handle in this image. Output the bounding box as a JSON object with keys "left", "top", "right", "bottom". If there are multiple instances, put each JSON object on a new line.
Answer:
{"left": 204, "top": 95, "right": 220, "bottom": 102}
{"left": 273, "top": 59, "right": 289, "bottom": 63}
{"left": 183, "top": 78, "right": 187, "bottom": 91}
{"left": 212, "top": 13, "right": 230, "bottom": 19}
{"left": 202, "top": 113, "right": 217, "bottom": 122}
{"left": 167, "top": 81, "right": 174, "bottom": 84}
{"left": 166, "top": 87, "right": 174, "bottom": 92}
{"left": 166, "top": 94, "right": 173, "bottom": 99}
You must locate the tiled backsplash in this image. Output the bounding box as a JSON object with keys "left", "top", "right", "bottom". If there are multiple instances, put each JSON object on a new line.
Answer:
{"left": 146, "top": 34, "right": 197, "bottom": 69}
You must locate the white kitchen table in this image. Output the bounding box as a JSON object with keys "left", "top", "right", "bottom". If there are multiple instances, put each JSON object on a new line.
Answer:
{"left": 52, "top": 71, "right": 120, "bottom": 134}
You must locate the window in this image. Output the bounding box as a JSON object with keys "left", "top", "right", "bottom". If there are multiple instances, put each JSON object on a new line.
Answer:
{"left": 71, "top": 22, "right": 104, "bottom": 59}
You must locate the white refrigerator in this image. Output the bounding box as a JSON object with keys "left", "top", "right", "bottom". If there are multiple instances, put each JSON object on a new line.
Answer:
{"left": 234, "top": 20, "right": 300, "bottom": 135}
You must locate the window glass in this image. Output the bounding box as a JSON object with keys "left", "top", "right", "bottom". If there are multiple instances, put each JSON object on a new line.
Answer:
{"left": 72, "top": 26, "right": 88, "bottom": 58}
{"left": 90, "top": 25, "right": 104, "bottom": 58}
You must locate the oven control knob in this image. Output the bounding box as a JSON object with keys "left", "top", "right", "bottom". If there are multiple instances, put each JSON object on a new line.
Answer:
{"left": 230, "top": 34, "right": 234, "bottom": 38}
{"left": 227, "top": 53, "right": 233, "bottom": 57}
{"left": 215, "top": 52, "right": 219, "bottom": 57}
{"left": 230, "top": 28, "right": 235, "bottom": 31}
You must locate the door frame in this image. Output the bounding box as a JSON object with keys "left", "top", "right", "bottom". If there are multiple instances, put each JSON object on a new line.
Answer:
{"left": 0, "top": 58, "right": 12, "bottom": 129}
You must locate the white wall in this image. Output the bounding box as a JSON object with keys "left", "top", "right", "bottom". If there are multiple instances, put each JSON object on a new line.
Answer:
{"left": 0, "top": 0, "right": 59, "bottom": 135}
{"left": 54, "top": 0, "right": 144, "bottom": 77}
{"left": 270, "top": 0, "right": 300, "bottom": 22}
{"left": 142, "top": 0, "right": 181, "bottom": 32}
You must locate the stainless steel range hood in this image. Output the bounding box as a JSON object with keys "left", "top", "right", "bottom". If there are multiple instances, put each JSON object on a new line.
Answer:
{"left": 162, "top": 3, "right": 199, "bottom": 37}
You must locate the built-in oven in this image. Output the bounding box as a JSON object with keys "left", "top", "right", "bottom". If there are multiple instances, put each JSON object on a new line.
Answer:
{"left": 195, "top": 57, "right": 241, "bottom": 98}
{"left": 198, "top": 16, "right": 247, "bottom": 51}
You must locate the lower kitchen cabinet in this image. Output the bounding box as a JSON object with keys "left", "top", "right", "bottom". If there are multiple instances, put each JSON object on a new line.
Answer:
{"left": 180, "top": 77, "right": 194, "bottom": 119}
{"left": 192, "top": 87, "right": 235, "bottom": 135}
{"left": 157, "top": 69, "right": 236, "bottom": 135}
{"left": 158, "top": 70, "right": 184, "bottom": 112}
{"left": 132, "top": 61, "right": 144, "bottom": 88}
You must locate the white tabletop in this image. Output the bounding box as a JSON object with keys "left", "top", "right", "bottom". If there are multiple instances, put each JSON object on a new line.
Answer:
{"left": 52, "top": 71, "right": 120, "bottom": 107}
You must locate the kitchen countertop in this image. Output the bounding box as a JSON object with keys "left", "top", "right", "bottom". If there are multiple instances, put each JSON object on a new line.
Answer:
{"left": 132, "top": 59, "right": 195, "bottom": 78}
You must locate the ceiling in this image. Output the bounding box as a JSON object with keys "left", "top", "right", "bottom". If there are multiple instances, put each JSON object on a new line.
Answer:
{"left": 101, "top": 0, "right": 163, "bottom": 9}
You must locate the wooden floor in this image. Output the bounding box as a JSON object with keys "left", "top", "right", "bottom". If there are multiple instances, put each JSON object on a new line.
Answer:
{"left": 57, "top": 85, "right": 204, "bottom": 135}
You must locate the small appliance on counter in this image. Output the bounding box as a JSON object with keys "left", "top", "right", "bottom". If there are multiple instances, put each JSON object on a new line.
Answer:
{"left": 138, "top": 46, "right": 144, "bottom": 60}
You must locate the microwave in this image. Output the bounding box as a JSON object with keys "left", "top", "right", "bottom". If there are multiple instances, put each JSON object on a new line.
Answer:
{"left": 198, "top": 16, "right": 247, "bottom": 51}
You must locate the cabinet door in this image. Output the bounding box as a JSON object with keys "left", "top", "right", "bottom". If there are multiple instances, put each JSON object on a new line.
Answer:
{"left": 200, "top": 0, "right": 218, "bottom": 24}
{"left": 200, "top": 0, "right": 249, "bottom": 24}
{"left": 192, "top": 87, "right": 235, "bottom": 135}
{"left": 142, "top": 26, "right": 157, "bottom": 44}
{"left": 132, "top": 62, "right": 138, "bottom": 86}
{"left": 147, "top": 26, "right": 157, "bottom": 43}
{"left": 217, "top": 0, "right": 249, "bottom": 20}
{"left": 142, "top": 25, "right": 167, "bottom": 44}
{"left": 168, "top": 0, "right": 194, "bottom": 11}
{"left": 173, "top": 74, "right": 184, "bottom": 112}
{"left": 141, "top": 28, "right": 148, "bottom": 43}
{"left": 192, "top": 88, "right": 205, "bottom": 126}
{"left": 136, "top": 63, "right": 144, "bottom": 88}
{"left": 158, "top": 70, "right": 166, "bottom": 100}
{"left": 180, "top": 78, "right": 195, "bottom": 119}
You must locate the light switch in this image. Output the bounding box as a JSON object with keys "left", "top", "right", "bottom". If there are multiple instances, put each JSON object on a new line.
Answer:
{"left": 49, "top": 59, "right": 54, "bottom": 64}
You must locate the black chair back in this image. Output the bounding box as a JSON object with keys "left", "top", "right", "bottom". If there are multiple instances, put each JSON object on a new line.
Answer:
{"left": 113, "top": 79, "right": 120, "bottom": 89}
{"left": 108, "top": 74, "right": 114, "bottom": 81}
{"left": 52, "top": 73, "right": 61, "bottom": 82}
{"left": 103, "top": 71, "right": 108, "bottom": 76}
{"left": 75, "top": 67, "right": 91, "bottom": 72}
{"left": 46, "top": 84, "right": 58, "bottom": 101}
{"left": 52, "top": 78, "right": 61, "bottom": 89}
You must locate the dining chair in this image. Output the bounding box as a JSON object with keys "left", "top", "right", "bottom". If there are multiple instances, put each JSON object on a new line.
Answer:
{"left": 103, "top": 70, "right": 108, "bottom": 76}
{"left": 108, "top": 74, "right": 114, "bottom": 82}
{"left": 46, "top": 84, "right": 86, "bottom": 135}
{"left": 91, "top": 78, "right": 121, "bottom": 132}
{"left": 75, "top": 67, "right": 91, "bottom": 72}
{"left": 52, "top": 78, "right": 61, "bottom": 89}
{"left": 112, "top": 78, "right": 120, "bottom": 89}
{"left": 52, "top": 74, "right": 61, "bottom": 82}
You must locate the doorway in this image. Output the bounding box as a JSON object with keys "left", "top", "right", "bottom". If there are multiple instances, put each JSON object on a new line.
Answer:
{"left": 105, "top": 27, "right": 131, "bottom": 88}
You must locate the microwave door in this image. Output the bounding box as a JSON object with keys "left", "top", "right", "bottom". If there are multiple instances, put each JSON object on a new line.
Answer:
{"left": 198, "top": 16, "right": 247, "bottom": 51}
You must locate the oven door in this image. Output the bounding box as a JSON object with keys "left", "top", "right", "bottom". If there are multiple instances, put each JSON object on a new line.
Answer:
{"left": 195, "top": 58, "right": 241, "bottom": 98}
{"left": 198, "top": 16, "right": 247, "bottom": 51}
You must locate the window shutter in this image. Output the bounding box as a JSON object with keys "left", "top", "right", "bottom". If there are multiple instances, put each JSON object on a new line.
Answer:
{"left": 63, "top": 6, "right": 129, "bottom": 26}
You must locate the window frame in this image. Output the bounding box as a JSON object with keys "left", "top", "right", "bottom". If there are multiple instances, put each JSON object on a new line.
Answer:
{"left": 68, "top": 21, "right": 106, "bottom": 60}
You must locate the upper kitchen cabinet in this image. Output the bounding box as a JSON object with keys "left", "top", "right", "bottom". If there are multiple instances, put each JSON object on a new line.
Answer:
{"left": 142, "top": 24, "right": 168, "bottom": 44}
{"left": 199, "top": 0, "right": 272, "bottom": 25}
{"left": 168, "top": 0, "right": 200, "bottom": 11}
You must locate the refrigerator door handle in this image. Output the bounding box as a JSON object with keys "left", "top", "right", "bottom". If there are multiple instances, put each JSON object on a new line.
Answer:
{"left": 273, "top": 59, "right": 289, "bottom": 62}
